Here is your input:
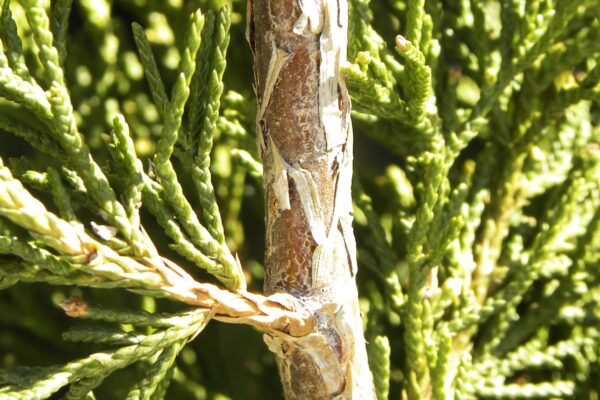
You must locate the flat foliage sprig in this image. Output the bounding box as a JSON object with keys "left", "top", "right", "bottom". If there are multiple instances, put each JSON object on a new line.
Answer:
{"left": 0, "top": 1, "right": 262, "bottom": 397}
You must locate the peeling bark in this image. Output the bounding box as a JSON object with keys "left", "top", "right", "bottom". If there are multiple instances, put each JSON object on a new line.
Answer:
{"left": 248, "top": 0, "right": 375, "bottom": 398}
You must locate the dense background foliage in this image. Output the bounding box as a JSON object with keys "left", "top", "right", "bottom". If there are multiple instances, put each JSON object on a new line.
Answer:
{"left": 0, "top": 0, "right": 599, "bottom": 398}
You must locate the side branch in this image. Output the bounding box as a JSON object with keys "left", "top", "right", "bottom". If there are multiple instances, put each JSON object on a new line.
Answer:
{"left": 0, "top": 159, "right": 313, "bottom": 337}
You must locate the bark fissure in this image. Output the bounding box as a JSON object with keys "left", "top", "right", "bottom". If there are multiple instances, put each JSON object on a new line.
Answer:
{"left": 250, "top": 0, "right": 375, "bottom": 398}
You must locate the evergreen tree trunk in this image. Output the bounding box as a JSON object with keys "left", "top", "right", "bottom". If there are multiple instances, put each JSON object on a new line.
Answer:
{"left": 248, "top": 0, "right": 375, "bottom": 397}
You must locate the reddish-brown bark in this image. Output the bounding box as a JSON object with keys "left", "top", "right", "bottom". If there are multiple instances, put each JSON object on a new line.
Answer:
{"left": 248, "top": 0, "right": 375, "bottom": 398}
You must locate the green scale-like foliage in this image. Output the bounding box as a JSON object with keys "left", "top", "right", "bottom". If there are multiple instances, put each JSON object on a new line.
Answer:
{"left": 349, "top": 0, "right": 600, "bottom": 398}
{"left": 0, "top": 0, "right": 599, "bottom": 399}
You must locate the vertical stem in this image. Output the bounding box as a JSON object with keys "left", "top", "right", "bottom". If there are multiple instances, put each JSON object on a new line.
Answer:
{"left": 248, "top": 0, "right": 375, "bottom": 398}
